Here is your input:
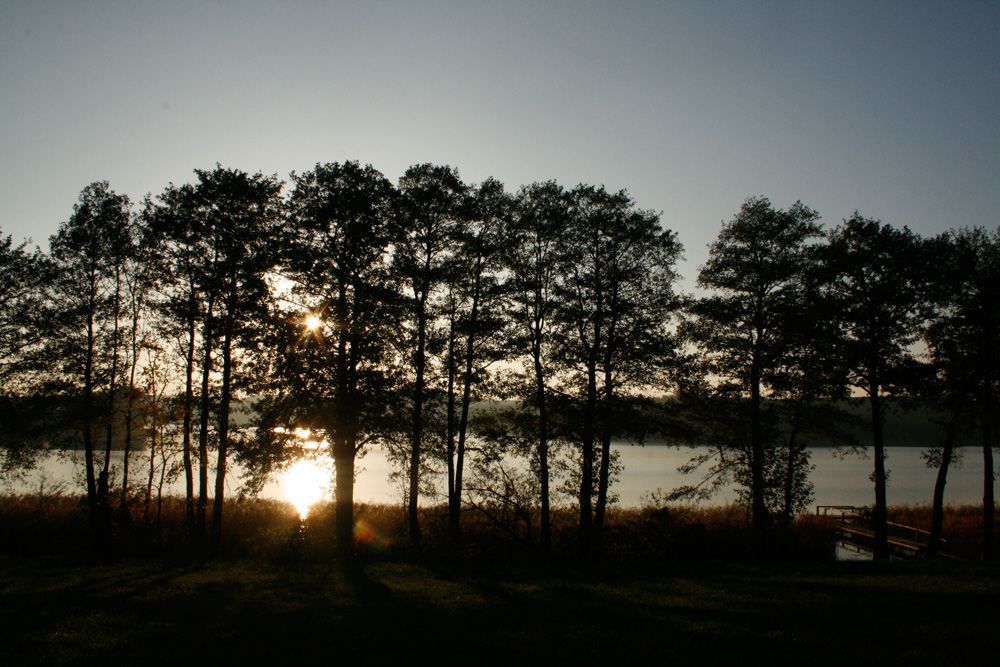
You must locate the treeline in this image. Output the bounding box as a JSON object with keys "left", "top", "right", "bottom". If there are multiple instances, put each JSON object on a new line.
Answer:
{"left": 0, "top": 162, "right": 997, "bottom": 561}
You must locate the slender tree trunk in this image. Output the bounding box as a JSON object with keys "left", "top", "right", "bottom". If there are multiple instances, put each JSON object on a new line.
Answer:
{"left": 121, "top": 391, "right": 133, "bottom": 518}
{"left": 196, "top": 295, "right": 215, "bottom": 549}
{"left": 94, "top": 269, "right": 123, "bottom": 544}
{"left": 870, "top": 385, "right": 890, "bottom": 560}
{"left": 445, "top": 301, "right": 459, "bottom": 538}
{"left": 983, "top": 411, "right": 994, "bottom": 560}
{"left": 157, "top": 435, "right": 168, "bottom": 542}
{"left": 531, "top": 327, "right": 552, "bottom": 558}
{"left": 594, "top": 296, "right": 622, "bottom": 549}
{"left": 211, "top": 310, "right": 234, "bottom": 551}
{"left": 408, "top": 284, "right": 429, "bottom": 548}
{"left": 578, "top": 264, "right": 602, "bottom": 558}
{"left": 593, "top": 365, "right": 614, "bottom": 549}
{"left": 452, "top": 277, "right": 483, "bottom": 541}
{"left": 120, "top": 299, "right": 141, "bottom": 523}
{"left": 927, "top": 402, "right": 962, "bottom": 557}
{"left": 102, "top": 268, "right": 122, "bottom": 491}
{"left": 749, "top": 353, "right": 768, "bottom": 540}
{"left": 83, "top": 289, "right": 98, "bottom": 516}
{"left": 145, "top": 419, "right": 155, "bottom": 525}
{"left": 182, "top": 303, "right": 197, "bottom": 538}
{"left": 782, "top": 398, "right": 805, "bottom": 524}
{"left": 578, "top": 355, "right": 597, "bottom": 558}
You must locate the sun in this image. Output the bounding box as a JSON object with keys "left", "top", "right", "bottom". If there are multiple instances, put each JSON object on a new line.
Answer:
{"left": 280, "top": 459, "right": 331, "bottom": 519}
{"left": 304, "top": 315, "right": 322, "bottom": 330}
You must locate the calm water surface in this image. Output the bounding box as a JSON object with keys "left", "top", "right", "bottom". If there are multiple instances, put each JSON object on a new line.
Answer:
{"left": 7, "top": 444, "right": 994, "bottom": 511}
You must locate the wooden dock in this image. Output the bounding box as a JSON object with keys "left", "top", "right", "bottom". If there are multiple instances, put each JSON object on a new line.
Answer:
{"left": 815, "top": 506, "right": 944, "bottom": 559}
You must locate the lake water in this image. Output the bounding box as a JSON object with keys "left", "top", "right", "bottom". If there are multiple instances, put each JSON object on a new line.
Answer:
{"left": 5, "top": 444, "right": 994, "bottom": 511}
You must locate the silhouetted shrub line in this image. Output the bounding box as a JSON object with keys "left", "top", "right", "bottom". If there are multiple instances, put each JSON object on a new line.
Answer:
{"left": 1, "top": 493, "right": 992, "bottom": 563}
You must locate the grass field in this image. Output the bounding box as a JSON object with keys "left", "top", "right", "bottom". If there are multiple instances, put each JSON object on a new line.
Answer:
{"left": 0, "top": 496, "right": 1000, "bottom": 665}
{"left": 2, "top": 553, "right": 998, "bottom": 666}
{"left": 1, "top": 495, "right": 998, "bottom": 665}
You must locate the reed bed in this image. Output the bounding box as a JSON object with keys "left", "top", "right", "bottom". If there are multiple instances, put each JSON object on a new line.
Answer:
{"left": 1, "top": 489, "right": 994, "bottom": 562}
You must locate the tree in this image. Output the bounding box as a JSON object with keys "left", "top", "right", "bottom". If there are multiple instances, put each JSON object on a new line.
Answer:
{"left": 395, "top": 164, "right": 466, "bottom": 548}
{"left": 442, "top": 178, "right": 514, "bottom": 541}
{"left": 686, "top": 196, "right": 822, "bottom": 540}
{"left": 144, "top": 182, "right": 203, "bottom": 539}
{"left": 924, "top": 227, "right": 999, "bottom": 559}
{"left": 150, "top": 167, "right": 282, "bottom": 549}
{"left": 555, "top": 185, "right": 682, "bottom": 554}
{"left": 505, "top": 181, "right": 571, "bottom": 557}
{"left": 0, "top": 228, "right": 52, "bottom": 477}
{"left": 767, "top": 264, "right": 853, "bottom": 523}
{"left": 47, "top": 181, "right": 134, "bottom": 540}
{"left": 117, "top": 200, "right": 163, "bottom": 525}
{"left": 264, "top": 161, "right": 401, "bottom": 561}
{"left": 192, "top": 166, "right": 282, "bottom": 550}
{"left": 821, "top": 214, "right": 932, "bottom": 560}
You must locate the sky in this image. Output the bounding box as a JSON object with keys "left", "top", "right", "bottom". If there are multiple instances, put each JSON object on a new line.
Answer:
{"left": 2, "top": 0, "right": 998, "bottom": 289}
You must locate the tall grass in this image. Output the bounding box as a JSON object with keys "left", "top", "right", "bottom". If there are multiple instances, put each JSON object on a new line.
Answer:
{"left": 0, "top": 490, "right": 992, "bottom": 561}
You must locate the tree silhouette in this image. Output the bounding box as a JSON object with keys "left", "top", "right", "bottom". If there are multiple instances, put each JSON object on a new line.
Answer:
{"left": 268, "top": 161, "right": 401, "bottom": 560}
{"left": 395, "top": 164, "right": 466, "bottom": 548}
{"left": 47, "top": 181, "right": 134, "bottom": 541}
{"left": 192, "top": 166, "right": 282, "bottom": 550}
{"left": 767, "top": 250, "right": 852, "bottom": 523}
{"left": 925, "top": 227, "right": 999, "bottom": 559}
{"left": 144, "top": 182, "right": 203, "bottom": 539}
{"left": 442, "top": 177, "right": 514, "bottom": 541}
{"left": 686, "top": 196, "right": 821, "bottom": 540}
{"left": 505, "top": 181, "right": 570, "bottom": 557}
{"left": 555, "top": 185, "right": 682, "bottom": 554}
{"left": 0, "top": 228, "right": 52, "bottom": 476}
{"left": 821, "top": 215, "right": 932, "bottom": 560}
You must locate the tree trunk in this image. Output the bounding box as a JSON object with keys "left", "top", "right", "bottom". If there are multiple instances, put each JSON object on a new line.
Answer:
{"left": 120, "top": 298, "right": 142, "bottom": 525}
{"left": 408, "top": 283, "right": 429, "bottom": 549}
{"left": 749, "top": 354, "right": 768, "bottom": 541}
{"left": 83, "top": 287, "right": 98, "bottom": 517}
{"left": 445, "top": 301, "right": 459, "bottom": 539}
{"left": 927, "top": 402, "right": 962, "bottom": 557}
{"left": 533, "top": 342, "right": 551, "bottom": 559}
{"left": 870, "top": 386, "right": 890, "bottom": 560}
{"left": 334, "top": 436, "right": 356, "bottom": 562}
{"left": 983, "top": 414, "right": 994, "bottom": 560}
{"left": 593, "top": 364, "right": 614, "bottom": 550}
{"left": 211, "top": 310, "right": 234, "bottom": 551}
{"left": 578, "top": 356, "right": 597, "bottom": 558}
{"left": 782, "top": 398, "right": 805, "bottom": 524}
{"left": 145, "top": 420, "right": 155, "bottom": 526}
{"left": 452, "top": 276, "right": 482, "bottom": 542}
{"left": 182, "top": 307, "right": 197, "bottom": 539}
{"left": 196, "top": 295, "right": 215, "bottom": 549}
{"left": 102, "top": 267, "right": 122, "bottom": 491}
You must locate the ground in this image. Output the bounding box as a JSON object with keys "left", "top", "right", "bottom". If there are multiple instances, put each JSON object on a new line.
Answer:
{"left": 2, "top": 554, "right": 997, "bottom": 666}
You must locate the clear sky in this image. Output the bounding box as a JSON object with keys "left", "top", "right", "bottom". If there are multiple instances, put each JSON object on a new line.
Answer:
{"left": 2, "top": 0, "right": 998, "bottom": 288}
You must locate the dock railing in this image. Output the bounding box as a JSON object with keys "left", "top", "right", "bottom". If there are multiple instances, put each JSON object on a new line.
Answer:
{"left": 815, "top": 505, "right": 944, "bottom": 557}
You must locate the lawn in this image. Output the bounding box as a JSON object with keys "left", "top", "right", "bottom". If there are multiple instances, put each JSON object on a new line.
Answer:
{"left": 2, "top": 553, "right": 997, "bottom": 666}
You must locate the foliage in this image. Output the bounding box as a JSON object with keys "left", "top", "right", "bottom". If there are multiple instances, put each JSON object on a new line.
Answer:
{"left": 683, "top": 196, "right": 823, "bottom": 532}
{"left": 820, "top": 214, "right": 935, "bottom": 559}
{"left": 6, "top": 161, "right": 996, "bottom": 565}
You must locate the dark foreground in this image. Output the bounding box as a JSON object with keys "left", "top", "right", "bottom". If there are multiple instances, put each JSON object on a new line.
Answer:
{"left": 2, "top": 553, "right": 997, "bottom": 666}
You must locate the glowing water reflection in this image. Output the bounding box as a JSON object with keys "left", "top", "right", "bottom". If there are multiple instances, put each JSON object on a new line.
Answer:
{"left": 280, "top": 458, "right": 332, "bottom": 519}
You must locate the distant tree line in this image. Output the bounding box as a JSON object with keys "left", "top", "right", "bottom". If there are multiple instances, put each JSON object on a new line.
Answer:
{"left": 0, "top": 162, "right": 997, "bottom": 561}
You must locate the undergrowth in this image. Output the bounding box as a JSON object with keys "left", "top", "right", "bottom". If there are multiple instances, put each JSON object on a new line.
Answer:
{"left": 0, "top": 491, "right": 992, "bottom": 562}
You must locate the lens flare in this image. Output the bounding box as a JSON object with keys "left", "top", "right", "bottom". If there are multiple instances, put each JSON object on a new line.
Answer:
{"left": 280, "top": 459, "right": 330, "bottom": 519}
{"left": 354, "top": 519, "right": 386, "bottom": 551}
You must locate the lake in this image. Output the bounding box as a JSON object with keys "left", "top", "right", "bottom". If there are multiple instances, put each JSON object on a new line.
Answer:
{"left": 5, "top": 443, "right": 994, "bottom": 511}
